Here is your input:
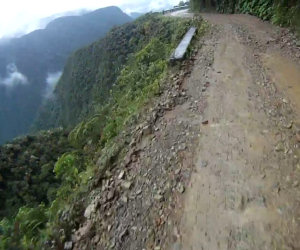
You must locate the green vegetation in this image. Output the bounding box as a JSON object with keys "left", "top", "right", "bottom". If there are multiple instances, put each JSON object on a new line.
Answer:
{"left": 1, "top": 14, "right": 205, "bottom": 249}
{"left": 190, "top": 0, "right": 300, "bottom": 33}
{"left": 0, "top": 130, "right": 74, "bottom": 249}
{"left": 0, "top": 6, "right": 132, "bottom": 145}
{"left": 0, "top": 130, "right": 73, "bottom": 218}
{"left": 34, "top": 14, "right": 196, "bottom": 130}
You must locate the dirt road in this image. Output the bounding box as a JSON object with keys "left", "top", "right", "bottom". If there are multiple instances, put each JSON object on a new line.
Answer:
{"left": 71, "top": 11, "right": 300, "bottom": 250}
{"left": 168, "top": 12, "right": 300, "bottom": 250}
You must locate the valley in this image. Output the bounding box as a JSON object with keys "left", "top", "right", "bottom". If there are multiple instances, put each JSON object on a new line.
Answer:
{"left": 0, "top": 6, "right": 132, "bottom": 144}
{"left": 0, "top": 1, "right": 299, "bottom": 249}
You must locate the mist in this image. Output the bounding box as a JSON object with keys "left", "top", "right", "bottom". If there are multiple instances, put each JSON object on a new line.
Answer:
{"left": 0, "top": 63, "right": 28, "bottom": 88}
{"left": 45, "top": 71, "right": 62, "bottom": 99}
{"left": 0, "top": 0, "right": 179, "bottom": 39}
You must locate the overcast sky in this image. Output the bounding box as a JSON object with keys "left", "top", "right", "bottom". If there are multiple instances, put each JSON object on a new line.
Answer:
{"left": 0, "top": 0, "right": 179, "bottom": 39}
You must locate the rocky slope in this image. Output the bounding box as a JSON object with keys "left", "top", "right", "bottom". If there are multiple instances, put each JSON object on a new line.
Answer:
{"left": 0, "top": 14, "right": 204, "bottom": 249}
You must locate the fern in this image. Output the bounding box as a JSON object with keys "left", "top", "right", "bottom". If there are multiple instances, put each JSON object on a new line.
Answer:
{"left": 15, "top": 204, "right": 48, "bottom": 248}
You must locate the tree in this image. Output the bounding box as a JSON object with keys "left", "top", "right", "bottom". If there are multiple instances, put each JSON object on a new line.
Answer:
{"left": 179, "top": 1, "right": 185, "bottom": 6}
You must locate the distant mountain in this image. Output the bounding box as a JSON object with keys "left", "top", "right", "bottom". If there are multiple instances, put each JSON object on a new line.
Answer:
{"left": 129, "top": 12, "right": 145, "bottom": 19}
{"left": 0, "top": 6, "right": 132, "bottom": 144}
{"left": 37, "top": 9, "right": 90, "bottom": 32}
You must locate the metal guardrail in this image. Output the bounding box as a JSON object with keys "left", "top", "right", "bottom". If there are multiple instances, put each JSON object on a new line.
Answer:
{"left": 170, "top": 27, "right": 197, "bottom": 62}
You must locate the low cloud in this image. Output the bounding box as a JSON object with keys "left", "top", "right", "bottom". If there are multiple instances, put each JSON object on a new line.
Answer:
{"left": 121, "top": 0, "right": 176, "bottom": 13}
{"left": 0, "top": 1, "right": 179, "bottom": 39}
{"left": 45, "top": 71, "right": 62, "bottom": 98}
{"left": 0, "top": 63, "right": 28, "bottom": 88}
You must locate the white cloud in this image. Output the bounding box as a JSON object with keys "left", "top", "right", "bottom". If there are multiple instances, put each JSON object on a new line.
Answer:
{"left": 0, "top": 63, "right": 28, "bottom": 88}
{"left": 45, "top": 71, "right": 62, "bottom": 99}
{"left": 0, "top": 0, "right": 179, "bottom": 39}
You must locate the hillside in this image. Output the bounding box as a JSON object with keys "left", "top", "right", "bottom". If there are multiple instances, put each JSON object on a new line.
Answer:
{"left": 0, "top": 6, "right": 132, "bottom": 145}
{"left": 1, "top": 3, "right": 299, "bottom": 249}
{"left": 0, "top": 130, "right": 73, "bottom": 218}
{"left": 34, "top": 13, "right": 192, "bottom": 130}
{"left": 0, "top": 14, "right": 203, "bottom": 249}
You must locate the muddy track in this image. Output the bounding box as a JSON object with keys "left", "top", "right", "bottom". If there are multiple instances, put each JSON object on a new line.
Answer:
{"left": 165, "top": 12, "right": 300, "bottom": 250}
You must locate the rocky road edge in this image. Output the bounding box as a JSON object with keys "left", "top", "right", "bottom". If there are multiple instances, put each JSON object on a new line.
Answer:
{"left": 64, "top": 40, "right": 203, "bottom": 250}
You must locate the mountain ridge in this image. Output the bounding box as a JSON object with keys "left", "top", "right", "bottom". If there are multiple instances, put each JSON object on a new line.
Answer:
{"left": 0, "top": 6, "right": 132, "bottom": 145}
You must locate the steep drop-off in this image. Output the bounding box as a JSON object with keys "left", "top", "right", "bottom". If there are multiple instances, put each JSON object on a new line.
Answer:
{"left": 0, "top": 14, "right": 203, "bottom": 249}
{"left": 0, "top": 6, "right": 132, "bottom": 144}
{"left": 0, "top": 130, "right": 73, "bottom": 218}
{"left": 34, "top": 14, "right": 193, "bottom": 130}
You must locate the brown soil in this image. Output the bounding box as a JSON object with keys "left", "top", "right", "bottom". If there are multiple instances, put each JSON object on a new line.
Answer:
{"left": 168, "top": 12, "right": 300, "bottom": 250}
{"left": 72, "top": 11, "right": 300, "bottom": 250}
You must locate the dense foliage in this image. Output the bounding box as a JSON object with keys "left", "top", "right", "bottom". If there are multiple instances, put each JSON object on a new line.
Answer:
{"left": 0, "top": 14, "right": 204, "bottom": 249}
{"left": 0, "top": 130, "right": 73, "bottom": 219}
{"left": 190, "top": 0, "right": 300, "bottom": 33}
{"left": 34, "top": 13, "right": 197, "bottom": 130}
{"left": 0, "top": 6, "right": 132, "bottom": 145}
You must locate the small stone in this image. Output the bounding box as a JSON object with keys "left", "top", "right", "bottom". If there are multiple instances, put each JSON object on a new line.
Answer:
{"left": 107, "top": 190, "right": 115, "bottom": 201}
{"left": 121, "top": 196, "right": 128, "bottom": 203}
{"left": 179, "top": 143, "right": 187, "bottom": 151}
{"left": 64, "top": 241, "right": 73, "bottom": 250}
{"left": 204, "top": 82, "right": 210, "bottom": 87}
{"left": 293, "top": 181, "right": 299, "bottom": 187}
{"left": 93, "top": 235, "right": 100, "bottom": 243}
{"left": 177, "top": 183, "right": 185, "bottom": 193}
{"left": 282, "top": 98, "right": 288, "bottom": 104}
{"left": 284, "top": 122, "right": 293, "bottom": 129}
{"left": 275, "top": 143, "right": 284, "bottom": 152}
{"left": 202, "top": 120, "right": 209, "bottom": 125}
{"left": 175, "top": 168, "right": 181, "bottom": 175}
{"left": 200, "top": 161, "right": 208, "bottom": 168}
{"left": 154, "top": 247, "right": 161, "bottom": 250}
{"left": 121, "top": 181, "right": 132, "bottom": 190}
{"left": 277, "top": 207, "right": 283, "bottom": 215}
{"left": 118, "top": 171, "right": 125, "bottom": 180}
{"left": 84, "top": 203, "right": 96, "bottom": 219}
{"left": 154, "top": 194, "right": 164, "bottom": 202}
